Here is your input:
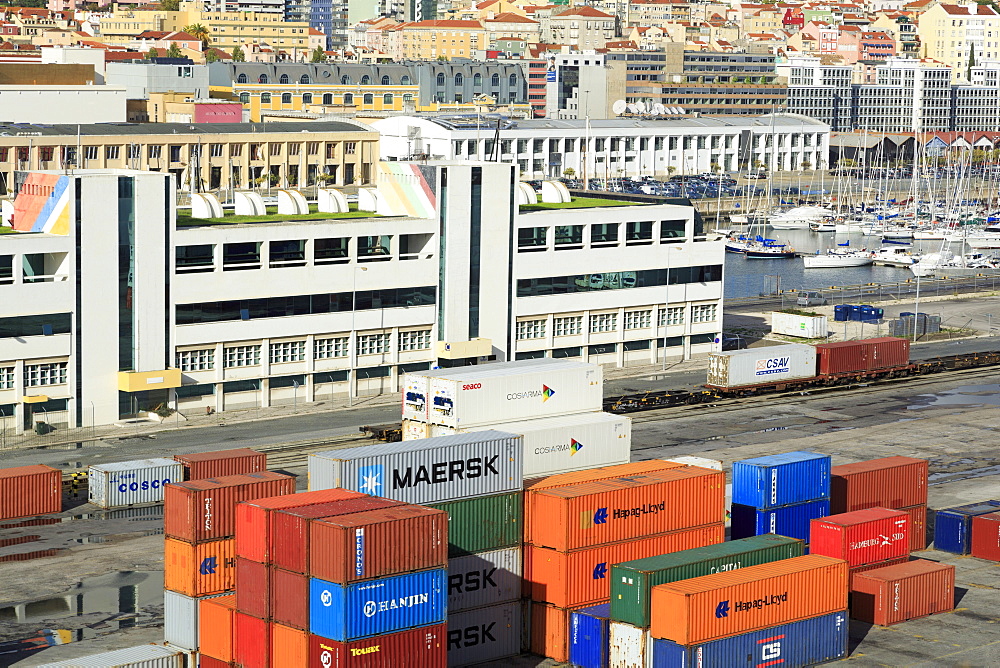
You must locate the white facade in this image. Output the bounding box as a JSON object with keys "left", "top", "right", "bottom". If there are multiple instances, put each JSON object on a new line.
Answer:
{"left": 0, "top": 85, "right": 126, "bottom": 123}
{"left": 372, "top": 114, "right": 832, "bottom": 178}
{"left": 0, "top": 163, "right": 724, "bottom": 431}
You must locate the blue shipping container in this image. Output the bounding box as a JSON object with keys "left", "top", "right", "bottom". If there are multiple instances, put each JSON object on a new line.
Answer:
{"left": 834, "top": 305, "right": 850, "bottom": 322}
{"left": 309, "top": 569, "right": 446, "bottom": 642}
{"left": 731, "top": 499, "right": 831, "bottom": 541}
{"left": 731, "top": 451, "right": 831, "bottom": 509}
{"left": 934, "top": 501, "right": 1000, "bottom": 554}
{"left": 651, "top": 611, "right": 849, "bottom": 668}
{"left": 570, "top": 604, "right": 611, "bottom": 668}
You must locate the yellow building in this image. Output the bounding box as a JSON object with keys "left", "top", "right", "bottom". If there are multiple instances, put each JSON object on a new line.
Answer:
{"left": 399, "top": 20, "right": 486, "bottom": 60}
{"left": 100, "top": 1, "right": 323, "bottom": 56}
{"left": 234, "top": 81, "right": 420, "bottom": 120}
{"left": 917, "top": 3, "right": 1000, "bottom": 81}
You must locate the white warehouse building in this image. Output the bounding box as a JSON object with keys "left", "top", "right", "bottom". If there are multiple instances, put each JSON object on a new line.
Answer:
{"left": 372, "top": 114, "right": 832, "bottom": 178}
{"left": 0, "top": 163, "right": 724, "bottom": 432}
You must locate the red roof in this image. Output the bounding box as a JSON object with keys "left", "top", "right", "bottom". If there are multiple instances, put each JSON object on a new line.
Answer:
{"left": 485, "top": 12, "right": 538, "bottom": 23}
{"left": 404, "top": 19, "right": 483, "bottom": 27}
{"left": 554, "top": 6, "right": 615, "bottom": 18}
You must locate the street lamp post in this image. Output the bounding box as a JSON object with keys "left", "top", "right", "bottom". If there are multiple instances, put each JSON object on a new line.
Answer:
{"left": 913, "top": 273, "right": 921, "bottom": 343}
{"left": 349, "top": 265, "right": 368, "bottom": 407}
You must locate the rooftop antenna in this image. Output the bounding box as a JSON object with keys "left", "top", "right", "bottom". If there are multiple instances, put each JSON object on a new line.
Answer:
{"left": 487, "top": 117, "right": 501, "bottom": 162}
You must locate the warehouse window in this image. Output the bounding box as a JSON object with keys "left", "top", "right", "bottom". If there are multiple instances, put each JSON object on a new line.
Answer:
{"left": 691, "top": 304, "right": 717, "bottom": 324}
{"left": 590, "top": 313, "right": 617, "bottom": 333}
{"left": 357, "top": 333, "right": 389, "bottom": 355}
{"left": 0, "top": 366, "right": 13, "bottom": 389}
{"left": 270, "top": 340, "right": 306, "bottom": 363}
{"left": 658, "top": 306, "right": 684, "bottom": 326}
{"left": 314, "top": 336, "right": 349, "bottom": 359}
{"left": 175, "top": 349, "right": 215, "bottom": 371}
{"left": 398, "top": 329, "right": 432, "bottom": 351}
{"left": 553, "top": 316, "right": 582, "bottom": 337}
{"left": 24, "top": 362, "right": 67, "bottom": 387}
{"left": 224, "top": 345, "right": 261, "bottom": 368}
{"left": 624, "top": 310, "right": 652, "bottom": 330}
{"left": 516, "top": 319, "right": 546, "bottom": 340}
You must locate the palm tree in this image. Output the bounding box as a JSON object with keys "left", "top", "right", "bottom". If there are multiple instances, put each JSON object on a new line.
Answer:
{"left": 184, "top": 23, "right": 210, "bottom": 49}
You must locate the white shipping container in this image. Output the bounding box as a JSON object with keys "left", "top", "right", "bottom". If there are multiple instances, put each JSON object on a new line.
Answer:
{"left": 447, "top": 601, "right": 523, "bottom": 667}
{"left": 36, "top": 644, "right": 186, "bottom": 668}
{"left": 308, "top": 431, "right": 523, "bottom": 504}
{"left": 419, "top": 413, "right": 631, "bottom": 478}
{"left": 771, "top": 311, "right": 829, "bottom": 339}
{"left": 609, "top": 621, "right": 654, "bottom": 668}
{"left": 88, "top": 459, "right": 183, "bottom": 509}
{"left": 665, "top": 456, "right": 723, "bottom": 471}
{"left": 401, "top": 374, "right": 430, "bottom": 421}
{"left": 401, "top": 419, "right": 430, "bottom": 441}
{"left": 404, "top": 359, "right": 603, "bottom": 429}
{"left": 448, "top": 547, "right": 522, "bottom": 613}
{"left": 163, "top": 590, "right": 225, "bottom": 651}
{"left": 706, "top": 344, "right": 817, "bottom": 389}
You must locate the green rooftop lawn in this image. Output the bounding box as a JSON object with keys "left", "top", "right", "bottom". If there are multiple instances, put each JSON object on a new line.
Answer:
{"left": 176, "top": 203, "right": 380, "bottom": 226}
{"left": 0, "top": 226, "right": 16, "bottom": 234}
{"left": 519, "top": 197, "right": 647, "bottom": 212}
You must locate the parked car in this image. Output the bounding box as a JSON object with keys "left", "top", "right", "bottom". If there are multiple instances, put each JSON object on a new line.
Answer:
{"left": 797, "top": 291, "right": 827, "bottom": 306}
{"left": 722, "top": 334, "right": 748, "bottom": 351}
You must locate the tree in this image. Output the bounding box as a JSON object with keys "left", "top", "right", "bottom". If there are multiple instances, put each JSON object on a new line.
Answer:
{"left": 145, "top": 48, "right": 159, "bottom": 60}
{"left": 160, "top": 0, "right": 180, "bottom": 9}
{"left": 166, "top": 42, "right": 183, "bottom": 58}
{"left": 800, "top": 160, "right": 812, "bottom": 171}
{"left": 232, "top": 44, "right": 245, "bottom": 62}
{"left": 968, "top": 43, "right": 976, "bottom": 81}
{"left": 562, "top": 167, "right": 575, "bottom": 178}
{"left": 183, "top": 23, "right": 210, "bottom": 48}
{"left": 710, "top": 162, "right": 721, "bottom": 173}
{"left": 205, "top": 49, "right": 219, "bottom": 63}
{"left": 310, "top": 45, "right": 325, "bottom": 63}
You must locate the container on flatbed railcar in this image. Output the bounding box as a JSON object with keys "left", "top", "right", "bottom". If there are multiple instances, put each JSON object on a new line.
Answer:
{"left": 815, "top": 337, "right": 910, "bottom": 375}
{"left": 706, "top": 344, "right": 817, "bottom": 388}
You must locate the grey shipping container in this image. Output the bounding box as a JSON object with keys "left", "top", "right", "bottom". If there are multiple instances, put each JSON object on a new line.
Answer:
{"left": 706, "top": 344, "right": 817, "bottom": 388}
{"left": 405, "top": 359, "right": 603, "bottom": 429}
{"left": 447, "top": 547, "right": 523, "bottom": 613}
{"left": 447, "top": 601, "right": 524, "bottom": 667}
{"left": 308, "top": 431, "right": 523, "bottom": 504}
{"left": 163, "top": 590, "right": 226, "bottom": 651}
{"left": 36, "top": 644, "right": 187, "bottom": 668}
{"left": 413, "top": 412, "right": 631, "bottom": 479}
{"left": 88, "top": 459, "right": 184, "bottom": 509}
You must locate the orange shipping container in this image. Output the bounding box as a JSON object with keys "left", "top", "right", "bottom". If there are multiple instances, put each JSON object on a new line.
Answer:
{"left": 850, "top": 559, "right": 955, "bottom": 626}
{"left": 199, "top": 594, "right": 237, "bottom": 663}
{"left": 164, "top": 537, "right": 236, "bottom": 597}
{"left": 0, "top": 464, "right": 61, "bottom": 520}
{"left": 525, "top": 524, "right": 724, "bottom": 608}
{"left": 649, "top": 554, "right": 848, "bottom": 645}
{"left": 530, "top": 601, "right": 587, "bottom": 663}
{"left": 524, "top": 460, "right": 687, "bottom": 536}
{"left": 271, "top": 622, "right": 308, "bottom": 668}
{"left": 526, "top": 467, "right": 724, "bottom": 551}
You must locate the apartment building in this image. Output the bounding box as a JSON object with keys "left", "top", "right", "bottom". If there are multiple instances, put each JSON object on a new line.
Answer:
{"left": 399, "top": 19, "right": 486, "bottom": 60}
{"left": 0, "top": 121, "right": 377, "bottom": 195}
{"left": 0, "top": 162, "right": 723, "bottom": 432}
{"left": 852, "top": 57, "right": 952, "bottom": 132}
{"left": 918, "top": 3, "right": 1000, "bottom": 82}
{"left": 778, "top": 56, "right": 853, "bottom": 131}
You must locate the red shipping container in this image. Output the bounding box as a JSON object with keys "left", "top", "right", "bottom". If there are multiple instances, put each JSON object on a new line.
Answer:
{"left": 831, "top": 457, "right": 928, "bottom": 514}
{"left": 309, "top": 505, "right": 449, "bottom": 584}
{"left": 200, "top": 594, "right": 237, "bottom": 662}
{"left": 0, "top": 464, "right": 61, "bottom": 520}
{"left": 175, "top": 448, "right": 266, "bottom": 481}
{"left": 810, "top": 508, "right": 910, "bottom": 567}
{"left": 650, "top": 555, "right": 848, "bottom": 644}
{"left": 270, "top": 567, "right": 309, "bottom": 630}
{"left": 971, "top": 512, "right": 1000, "bottom": 561}
{"left": 849, "top": 557, "right": 908, "bottom": 588}
{"left": 900, "top": 504, "right": 927, "bottom": 551}
{"left": 164, "top": 472, "right": 295, "bottom": 543}
{"left": 850, "top": 559, "right": 955, "bottom": 626}
{"left": 270, "top": 497, "right": 404, "bottom": 574}
{"left": 525, "top": 524, "right": 724, "bottom": 608}
{"left": 308, "top": 623, "right": 447, "bottom": 667}
{"left": 199, "top": 656, "right": 231, "bottom": 668}
{"left": 526, "top": 467, "right": 724, "bottom": 551}
{"left": 236, "top": 489, "right": 368, "bottom": 563}
{"left": 236, "top": 557, "right": 270, "bottom": 620}
{"left": 815, "top": 337, "right": 910, "bottom": 375}
{"left": 271, "top": 622, "right": 308, "bottom": 668}
{"left": 234, "top": 611, "right": 271, "bottom": 668}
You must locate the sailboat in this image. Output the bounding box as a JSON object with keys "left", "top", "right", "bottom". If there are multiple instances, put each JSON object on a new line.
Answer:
{"left": 802, "top": 240, "right": 874, "bottom": 268}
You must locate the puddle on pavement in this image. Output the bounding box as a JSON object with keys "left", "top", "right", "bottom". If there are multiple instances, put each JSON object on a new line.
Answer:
{"left": 0, "top": 570, "right": 164, "bottom": 625}
{"left": 930, "top": 464, "right": 1000, "bottom": 484}
{"left": 907, "top": 384, "right": 1000, "bottom": 410}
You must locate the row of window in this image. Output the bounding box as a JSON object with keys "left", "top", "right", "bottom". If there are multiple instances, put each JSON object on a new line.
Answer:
{"left": 513, "top": 334, "right": 719, "bottom": 360}
{"left": 177, "top": 235, "right": 395, "bottom": 273}
{"left": 175, "top": 287, "right": 437, "bottom": 325}
{"left": 516, "top": 266, "right": 723, "bottom": 297}
{"left": 237, "top": 73, "right": 414, "bottom": 86}
{"left": 245, "top": 91, "right": 411, "bottom": 106}
{"left": 0, "top": 362, "right": 68, "bottom": 388}
{"left": 3, "top": 141, "right": 363, "bottom": 165}
{"left": 176, "top": 330, "right": 433, "bottom": 371}
{"left": 514, "top": 305, "right": 716, "bottom": 340}
{"left": 0, "top": 313, "right": 72, "bottom": 339}
{"left": 455, "top": 136, "right": 739, "bottom": 155}
{"left": 518, "top": 220, "right": 687, "bottom": 250}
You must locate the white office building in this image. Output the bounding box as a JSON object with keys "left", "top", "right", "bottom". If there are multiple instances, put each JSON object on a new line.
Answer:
{"left": 372, "top": 114, "right": 831, "bottom": 178}
{"left": 0, "top": 163, "right": 723, "bottom": 432}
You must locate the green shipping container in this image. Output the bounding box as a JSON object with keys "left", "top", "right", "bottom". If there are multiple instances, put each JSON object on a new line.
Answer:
{"left": 609, "top": 534, "right": 804, "bottom": 627}
{"left": 428, "top": 491, "right": 523, "bottom": 557}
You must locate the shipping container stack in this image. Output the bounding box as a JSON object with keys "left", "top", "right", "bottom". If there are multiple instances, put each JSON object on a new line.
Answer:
{"left": 731, "top": 451, "right": 832, "bottom": 542}
{"left": 933, "top": 501, "right": 1000, "bottom": 554}
{"left": 523, "top": 461, "right": 726, "bottom": 663}
{"left": 810, "top": 508, "right": 912, "bottom": 588}
{"left": 831, "top": 456, "right": 929, "bottom": 551}
{"left": 161, "top": 470, "right": 296, "bottom": 653}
